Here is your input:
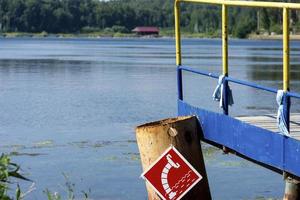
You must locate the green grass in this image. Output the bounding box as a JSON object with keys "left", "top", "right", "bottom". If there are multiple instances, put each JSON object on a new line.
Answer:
{"left": 0, "top": 154, "right": 90, "bottom": 200}
{"left": 160, "top": 27, "right": 221, "bottom": 38}
{"left": 44, "top": 173, "right": 90, "bottom": 200}
{"left": 0, "top": 154, "right": 29, "bottom": 200}
{"left": 0, "top": 31, "right": 135, "bottom": 38}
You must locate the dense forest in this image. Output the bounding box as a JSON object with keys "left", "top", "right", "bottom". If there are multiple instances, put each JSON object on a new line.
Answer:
{"left": 1, "top": 0, "right": 300, "bottom": 38}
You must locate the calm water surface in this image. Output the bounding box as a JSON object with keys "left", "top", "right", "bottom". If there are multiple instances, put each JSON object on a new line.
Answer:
{"left": 1, "top": 37, "right": 300, "bottom": 199}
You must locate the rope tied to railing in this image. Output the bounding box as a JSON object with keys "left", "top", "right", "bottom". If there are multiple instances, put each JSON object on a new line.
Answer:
{"left": 212, "top": 75, "right": 234, "bottom": 108}
{"left": 276, "top": 90, "right": 289, "bottom": 136}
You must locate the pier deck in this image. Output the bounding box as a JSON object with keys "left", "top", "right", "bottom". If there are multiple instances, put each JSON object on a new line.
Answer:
{"left": 174, "top": 0, "right": 300, "bottom": 196}
{"left": 178, "top": 100, "right": 300, "bottom": 177}
{"left": 237, "top": 114, "right": 300, "bottom": 140}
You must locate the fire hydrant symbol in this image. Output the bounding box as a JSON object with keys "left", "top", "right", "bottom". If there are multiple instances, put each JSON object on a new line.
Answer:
{"left": 141, "top": 146, "right": 202, "bottom": 200}
{"left": 161, "top": 154, "right": 180, "bottom": 199}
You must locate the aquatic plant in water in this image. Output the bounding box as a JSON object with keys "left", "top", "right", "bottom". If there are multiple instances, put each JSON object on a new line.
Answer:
{"left": 1, "top": 154, "right": 90, "bottom": 200}
{"left": 44, "top": 173, "right": 91, "bottom": 200}
{"left": 0, "top": 154, "right": 30, "bottom": 200}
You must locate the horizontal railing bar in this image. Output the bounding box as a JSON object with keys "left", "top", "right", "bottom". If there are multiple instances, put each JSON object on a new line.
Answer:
{"left": 179, "top": 65, "right": 278, "bottom": 94}
{"left": 225, "top": 76, "right": 278, "bottom": 94}
{"left": 178, "top": 0, "right": 300, "bottom": 9}
{"left": 179, "top": 65, "right": 219, "bottom": 79}
{"left": 180, "top": 65, "right": 300, "bottom": 99}
{"left": 287, "top": 91, "right": 300, "bottom": 99}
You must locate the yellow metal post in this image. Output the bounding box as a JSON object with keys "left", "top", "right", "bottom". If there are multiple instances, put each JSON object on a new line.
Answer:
{"left": 178, "top": 0, "right": 300, "bottom": 10}
{"left": 175, "top": 0, "right": 182, "bottom": 66}
{"left": 283, "top": 7, "right": 290, "bottom": 91}
{"left": 222, "top": 3, "right": 230, "bottom": 149}
{"left": 222, "top": 4, "right": 228, "bottom": 76}
{"left": 282, "top": 9, "right": 296, "bottom": 200}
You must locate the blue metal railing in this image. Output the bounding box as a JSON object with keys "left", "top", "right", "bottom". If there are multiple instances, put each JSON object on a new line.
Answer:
{"left": 177, "top": 65, "right": 300, "bottom": 134}
{"left": 178, "top": 65, "right": 300, "bottom": 99}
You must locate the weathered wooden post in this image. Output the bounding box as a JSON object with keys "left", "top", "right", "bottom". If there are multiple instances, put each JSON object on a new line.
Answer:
{"left": 136, "top": 116, "right": 211, "bottom": 200}
{"left": 284, "top": 175, "right": 300, "bottom": 200}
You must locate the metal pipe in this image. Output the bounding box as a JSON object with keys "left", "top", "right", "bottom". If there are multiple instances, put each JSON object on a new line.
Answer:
{"left": 177, "top": 67, "right": 183, "bottom": 100}
{"left": 174, "top": 0, "right": 182, "bottom": 66}
{"left": 179, "top": 65, "right": 279, "bottom": 94}
{"left": 222, "top": 3, "right": 229, "bottom": 115}
{"left": 283, "top": 7, "right": 290, "bottom": 92}
{"left": 222, "top": 3, "right": 229, "bottom": 116}
{"left": 283, "top": 7, "right": 291, "bottom": 133}
{"left": 226, "top": 76, "right": 278, "bottom": 94}
{"left": 282, "top": 8, "right": 296, "bottom": 199}
{"left": 178, "top": 0, "right": 300, "bottom": 10}
{"left": 175, "top": 1, "right": 183, "bottom": 100}
{"left": 179, "top": 66, "right": 219, "bottom": 79}
{"left": 287, "top": 91, "right": 300, "bottom": 99}
{"left": 222, "top": 4, "right": 228, "bottom": 77}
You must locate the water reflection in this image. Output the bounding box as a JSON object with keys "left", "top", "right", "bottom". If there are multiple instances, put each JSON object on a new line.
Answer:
{"left": 247, "top": 64, "right": 300, "bottom": 81}
{"left": 0, "top": 38, "right": 296, "bottom": 200}
{"left": 0, "top": 59, "right": 93, "bottom": 74}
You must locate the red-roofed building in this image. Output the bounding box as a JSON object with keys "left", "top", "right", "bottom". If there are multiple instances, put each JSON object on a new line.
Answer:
{"left": 132, "top": 27, "right": 159, "bottom": 36}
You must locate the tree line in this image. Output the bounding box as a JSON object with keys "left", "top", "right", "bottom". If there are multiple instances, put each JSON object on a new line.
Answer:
{"left": 0, "top": 0, "right": 300, "bottom": 38}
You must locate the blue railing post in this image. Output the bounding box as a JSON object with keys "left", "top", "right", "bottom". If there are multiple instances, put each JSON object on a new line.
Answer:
{"left": 177, "top": 66, "right": 183, "bottom": 100}
{"left": 222, "top": 80, "right": 229, "bottom": 115}
{"left": 174, "top": 0, "right": 182, "bottom": 101}
{"left": 283, "top": 94, "right": 291, "bottom": 133}
{"left": 282, "top": 6, "right": 290, "bottom": 135}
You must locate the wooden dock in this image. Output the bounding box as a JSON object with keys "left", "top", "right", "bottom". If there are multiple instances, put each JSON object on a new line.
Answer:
{"left": 237, "top": 114, "right": 300, "bottom": 140}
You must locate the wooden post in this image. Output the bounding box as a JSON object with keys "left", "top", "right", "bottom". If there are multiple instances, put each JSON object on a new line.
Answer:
{"left": 136, "top": 116, "right": 211, "bottom": 200}
{"left": 284, "top": 176, "right": 300, "bottom": 200}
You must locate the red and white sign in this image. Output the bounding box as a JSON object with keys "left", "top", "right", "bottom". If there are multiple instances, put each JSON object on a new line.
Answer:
{"left": 141, "top": 146, "right": 202, "bottom": 200}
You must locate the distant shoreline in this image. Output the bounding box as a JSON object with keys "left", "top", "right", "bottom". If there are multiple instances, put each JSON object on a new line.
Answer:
{"left": 2, "top": 32, "right": 300, "bottom": 40}
{"left": 248, "top": 33, "right": 300, "bottom": 40}
{"left": 0, "top": 32, "right": 212, "bottom": 40}
{"left": 0, "top": 31, "right": 216, "bottom": 39}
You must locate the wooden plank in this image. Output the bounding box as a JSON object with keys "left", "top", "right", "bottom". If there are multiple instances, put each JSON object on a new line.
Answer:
{"left": 236, "top": 114, "right": 300, "bottom": 140}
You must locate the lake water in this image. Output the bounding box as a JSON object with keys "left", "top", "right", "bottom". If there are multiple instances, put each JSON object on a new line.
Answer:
{"left": 1, "top": 37, "right": 300, "bottom": 199}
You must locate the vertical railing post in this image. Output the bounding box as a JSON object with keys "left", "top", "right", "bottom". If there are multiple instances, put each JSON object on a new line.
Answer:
{"left": 175, "top": 0, "right": 183, "bottom": 100}
{"left": 282, "top": 7, "right": 300, "bottom": 200}
{"left": 283, "top": 7, "right": 290, "bottom": 132}
{"left": 175, "top": 0, "right": 182, "bottom": 67}
{"left": 222, "top": 3, "right": 229, "bottom": 115}
{"left": 221, "top": 2, "right": 230, "bottom": 154}
{"left": 177, "top": 67, "right": 183, "bottom": 101}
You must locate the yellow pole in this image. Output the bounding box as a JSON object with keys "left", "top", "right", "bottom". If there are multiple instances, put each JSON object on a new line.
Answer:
{"left": 178, "top": 0, "right": 300, "bottom": 10}
{"left": 283, "top": 10, "right": 293, "bottom": 198}
{"left": 175, "top": 0, "right": 182, "bottom": 66}
{"left": 283, "top": 7, "right": 290, "bottom": 91}
{"left": 222, "top": 4, "right": 228, "bottom": 76}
